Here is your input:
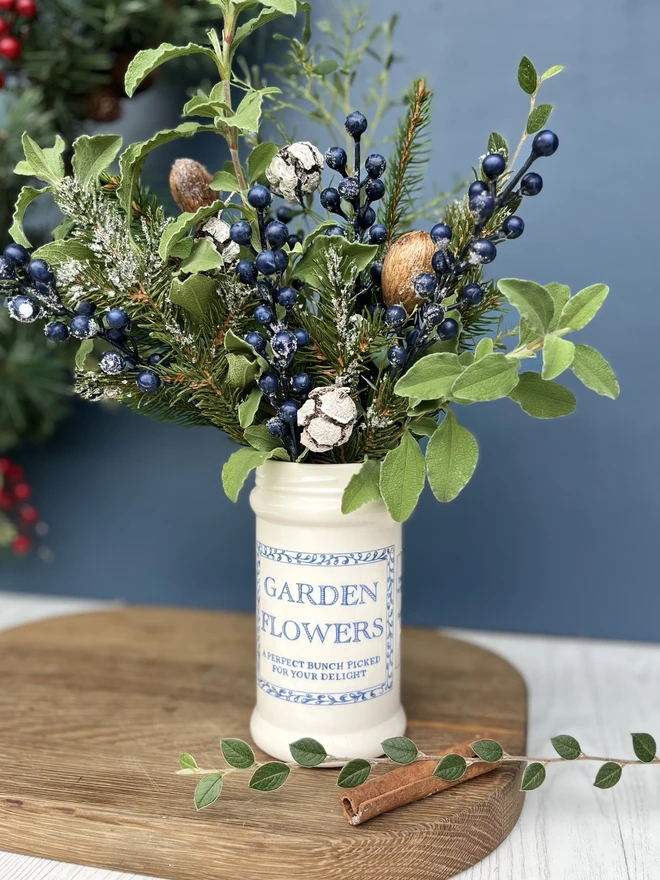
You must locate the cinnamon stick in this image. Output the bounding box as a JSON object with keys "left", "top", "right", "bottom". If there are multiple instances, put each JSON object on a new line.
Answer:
{"left": 339, "top": 737, "right": 500, "bottom": 826}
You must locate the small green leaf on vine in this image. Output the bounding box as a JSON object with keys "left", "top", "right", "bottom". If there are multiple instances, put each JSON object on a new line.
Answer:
{"left": 470, "top": 739, "right": 504, "bottom": 763}
{"left": 221, "top": 738, "right": 255, "bottom": 769}
{"left": 550, "top": 734, "right": 582, "bottom": 761}
{"left": 337, "top": 759, "right": 372, "bottom": 789}
{"left": 521, "top": 762, "right": 546, "bottom": 791}
{"left": 290, "top": 737, "right": 328, "bottom": 767}
{"left": 249, "top": 762, "right": 291, "bottom": 792}
{"left": 194, "top": 772, "right": 223, "bottom": 809}
{"left": 631, "top": 733, "right": 657, "bottom": 764}
{"left": 179, "top": 753, "right": 198, "bottom": 771}
{"left": 594, "top": 762, "right": 623, "bottom": 789}
{"left": 434, "top": 754, "right": 467, "bottom": 782}
{"left": 382, "top": 736, "right": 418, "bottom": 764}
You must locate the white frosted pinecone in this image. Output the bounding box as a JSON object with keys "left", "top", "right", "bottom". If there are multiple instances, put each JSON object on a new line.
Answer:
{"left": 201, "top": 217, "right": 240, "bottom": 267}
{"left": 297, "top": 385, "right": 358, "bottom": 453}
{"left": 266, "top": 142, "right": 324, "bottom": 204}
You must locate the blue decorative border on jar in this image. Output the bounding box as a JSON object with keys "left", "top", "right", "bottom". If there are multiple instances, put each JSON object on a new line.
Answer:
{"left": 256, "top": 543, "right": 396, "bottom": 705}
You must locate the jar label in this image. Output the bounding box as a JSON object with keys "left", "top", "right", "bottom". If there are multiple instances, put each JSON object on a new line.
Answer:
{"left": 256, "top": 543, "right": 396, "bottom": 705}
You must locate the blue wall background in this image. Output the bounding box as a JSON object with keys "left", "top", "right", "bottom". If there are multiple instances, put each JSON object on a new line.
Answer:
{"left": 2, "top": 0, "right": 658, "bottom": 641}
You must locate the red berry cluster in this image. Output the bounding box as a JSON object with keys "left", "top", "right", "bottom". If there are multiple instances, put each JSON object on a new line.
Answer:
{"left": 0, "top": 0, "right": 38, "bottom": 87}
{"left": 0, "top": 456, "right": 42, "bottom": 555}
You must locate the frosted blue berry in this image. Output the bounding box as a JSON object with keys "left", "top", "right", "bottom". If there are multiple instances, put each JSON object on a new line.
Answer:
{"left": 255, "top": 250, "right": 278, "bottom": 275}
{"left": 502, "top": 216, "right": 524, "bottom": 239}
{"left": 482, "top": 153, "right": 506, "bottom": 179}
{"left": 7, "top": 295, "right": 39, "bottom": 322}
{"left": 365, "top": 178, "right": 385, "bottom": 202}
{"left": 406, "top": 328, "right": 421, "bottom": 347}
{"left": 520, "top": 172, "right": 543, "bottom": 196}
{"left": 230, "top": 219, "right": 253, "bottom": 245}
{"left": 245, "top": 330, "right": 267, "bottom": 352}
{"left": 147, "top": 353, "right": 163, "bottom": 366}
{"left": 294, "top": 327, "right": 310, "bottom": 346}
{"left": 124, "top": 357, "right": 136, "bottom": 371}
{"left": 27, "top": 259, "right": 55, "bottom": 284}
{"left": 468, "top": 180, "right": 489, "bottom": 199}
{"left": 267, "top": 416, "right": 287, "bottom": 437}
{"left": 432, "top": 249, "right": 453, "bottom": 275}
{"left": 247, "top": 184, "right": 272, "bottom": 209}
{"left": 387, "top": 344, "right": 407, "bottom": 366}
{"left": 3, "top": 242, "right": 29, "bottom": 268}
{"left": 76, "top": 300, "right": 96, "bottom": 317}
{"left": 236, "top": 260, "right": 258, "bottom": 285}
{"left": 280, "top": 400, "right": 300, "bottom": 423}
{"left": 385, "top": 305, "right": 406, "bottom": 327}
{"left": 469, "top": 190, "right": 495, "bottom": 223}
{"left": 325, "top": 226, "right": 346, "bottom": 237}
{"left": 254, "top": 303, "right": 274, "bottom": 324}
{"left": 424, "top": 303, "right": 445, "bottom": 326}
{"left": 469, "top": 238, "right": 497, "bottom": 264}
{"left": 259, "top": 372, "right": 279, "bottom": 394}
{"left": 271, "top": 330, "right": 297, "bottom": 360}
{"left": 287, "top": 234, "right": 302, "bottom": 248}
{"left": 0, "top": 258, "right": 15, "bottom": 279}
{"left": 357, "top": 206, "right": 376, "bottom": 229}
{"left": 365, "top": 153, "right": 386, "bottom": 178}
{"left": 136, "top": 370, "right": 161, "bottom": 393}
{"left": 438, "top": 318, "right": 459, "bottom": 339}
{"left": 320, "top": 187, "right": 342, "bottom": 212}
{"left": 370, "top": 261, "right": 383, "bottom": 283}
{"left": 532, "top": 130, "right": 559, "bottom": 157}
{"left": 338, "top": 177, "right": 360, "bottom": 201}
{"left": 277, "top": 287, "right": 297, "bottom": 308}
{"left": 325, "top": 146, "right": 348, "bottom": 172}
{"left": 69, "top": 315, "right": 98, "bottom": 339}
{"left": 265, "top": 220, "right": 289, "bottom": 248}
{"left": 414, "top": 273, "right": 437, "bottom": 298}
{"left": 271, "top": 248, "right": 289, "bottom": 272}
{"left": 45, "top": 321, "right": 69, "bottom": 342}
{"left": 462, "top": 283, "right": 484, "bottom": 305}
{"left": 369, "top": 224, "right": 387, "bottom": 244}
{"left": 291, "top": 372, "right": 312, "bottom": 394}
{"left": 106, "top": 307, "right": 129, "bottom": 329}
{"left": 106, "top": 329, "right": 126, "bottom": 344}
{"left": 277, "top": 206, "right": 293, "bottom": 223}
{"left": 430, "top": 223, "right": 452, "bottom": 244}
{"left": 100, "top": 351, "right": 126, "bottom": 375}
{"left": 345, "top": 111, "right": 368, "bottom": 138}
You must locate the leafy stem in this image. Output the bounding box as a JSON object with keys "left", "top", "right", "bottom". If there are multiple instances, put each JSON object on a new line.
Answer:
{"left": 208, "top": 24, "right": 248, "bottom": 193}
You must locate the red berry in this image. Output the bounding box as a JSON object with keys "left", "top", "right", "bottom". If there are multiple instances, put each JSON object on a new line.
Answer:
{"left": 0, "top": 19, "right": 9, "bottom": 35}
{"left": 13, "top": 482, "right": 31, "bottom": 501}
{"left": 0, "top": 72, "right": 4, "bottom": 88}
{"left": 7, "top": 463, "right": 24, "bottom": 482}
{"left": 20, "top": 505, "right": 38, "bottom": 524}
{"left": 12, "top": 534, "right": 31, "bottom": 555}
{"left": 0, "top": 489, "right": 14, "bottom": 510}
{"left": 0, "top": 457, "right": 10, "bottom": 475}
{"left": 0, "top": 0, "right": 15, "bottom": 9}
{"left": 15, "top": 0, "right": 36, "bottom": 16}
{"left": 0, "top": 35, "right": 22, "bottom": 61}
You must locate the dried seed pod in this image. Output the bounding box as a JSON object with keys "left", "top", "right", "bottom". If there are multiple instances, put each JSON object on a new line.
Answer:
{"left": 169, "top": 159, "right": 218, "bottom": 214}
{"left": 84, "top": 86, "right": 122, "bottom": 123}
{"left": 381, "top": 230, "right": 436, "bottom": 312}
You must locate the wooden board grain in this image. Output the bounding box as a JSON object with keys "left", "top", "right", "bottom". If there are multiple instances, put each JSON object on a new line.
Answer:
{"left": 0, "top": 608, "right": 527, "bottom": 880}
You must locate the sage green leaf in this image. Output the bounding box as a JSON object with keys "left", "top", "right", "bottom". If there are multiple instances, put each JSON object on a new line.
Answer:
{"left": 159, "top": 202, "right": 222, "bottom": 260}
{"left": 31, "top": 240, "right": 94, "bottom": 264}
{"left": 243, "top": 424, "right": 284, "bottom": 452}
{"left": 226, "top": 353, "right": 260, "bottom": 389}
{"left": 594, "top": 762, "right": 622, "bottom": 789}
{"left": 290, "top": 738, "right": 327, "bottom": 767}
{"left": 225, "top": 328, "right": 259, "bottom": 356}
{"left": 518, "top": 56, "right": 538, "bottom": 94}
{"left": 248, "top": 142, "right": 281, "bottom": 182}
{"left": 9, "top": 185, "right": 53, "bottom": 248}
{"left": 183, "top": 83, "right": 229, "bottom": 119}
{"left": 487, "top": 132, "right": 509, "bottom": 162}
{"left": 498, "top": 278, "right": 555, "bottom": 335}
{"left": 255, "top": 0, "right": 297, "bottom": 12}
{"left": 518, "top": 317, "right": 538, "bottom": 349}
{"left": 222, "top": 447, "right": 288, "bottom": 502}
{"left": 632, "top": 732, "right": 656, "bottom": 763}
{"left": 179, "top": 753, "right": 198, "bottom": 771}
{"left": 74, "top": 339, "right": 94, "bottom": 371}
{"left": 470, "top": 739, "right": 504, "bottom": 763}
{"left": 451, "top": 353, "right": 520, "bottom": 402}
{"left": 125, "top": 43, "right": 215, "bottom": 97}
{"left": 508, "top": 372, "right": 576, "bottom": 418}
{"left": 458, "top": 351, "right": 474, "bottom": 367}
{"left": 545, "top": 282, "right": 571, "bottom": 329}
{"left": 170, "top": 274, "right": 217, "bottom": 322}
{"left": 194, "top": 772, "right": 222, "bottom": 809}
{"left": 224, "top": 87, "right": 280, "bottom": 134}
{"left": 475, "top": 337, "right": 494, "bottom": 360}
{"left": 15, "top": 133, "right": 65, "bottom": 185}
{"left": 541, "top": 64, "right": 565, "bottom": 81}
{"left": 542, "top": 334, "right": 574, "bottom": 380}
{"left": 341, "top": 459, "right": 382, "bottom": 515}
{"left": 221, "top": 738, "right": 255, "bottom": 769}
{"left": 526, "top": 103, "right": 553, "bottom": 134}
{"left": 337, "top": 758, "right": 371, "bottom": 788}
{"left": 313, "top": 59, "right": 339, "bottom": 76}
{"left": 407, "top": 398, "right": 444, "bottom": 417}
{"left": 71, "top": 134, "right": 122, "bottom": 187}
{"left": 249, "top": 761, "right": 291, "bottom": 792}
{"left": 180, "top": 238, "right": 223, "bottom": 273}
{"left": 550, "top": 734, "right": 582, "bottom": 760}
{"left": 434, "top": 754, "right": 467, "bottom": 782}
{"left": 571, "top": 344, "right": 619, "bottom": 399}
{"left": 238, "top": 387, "right": 263, "bottom": 428}
{"left": 210, "top": 170, "right": 240, "bottom": 192}
{"left": 394, "top": 353, "right": 463, "bottom": 401}
{"left": 382, "top": 736, "right": 418, "bottom": 764}
{"left": 379, "top": 432, "right": 426, "bottom": 522}
{"left": 521, "top": 762, "right": 546, "bottom": 791}
{"left": 559, "top": 284, "right": 609, "bottom": 331}
{"left": 426, "top": 410, "right": 479, "bottom": 503}
{"left": 169, "top": 237, "right": 194, "bottom": 260}
{"left": 233, "top": 3, "right": 296, "bottom": 50}
{"left": 409, "top": 417, "right": 438, "bottom": 437}
{"left": 293, "top": 236, "right": 378, "bottom": 287}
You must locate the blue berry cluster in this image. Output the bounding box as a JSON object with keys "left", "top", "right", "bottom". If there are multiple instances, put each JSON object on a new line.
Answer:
{"left": 0, "top": 243, "right": 164, "bottom": 394}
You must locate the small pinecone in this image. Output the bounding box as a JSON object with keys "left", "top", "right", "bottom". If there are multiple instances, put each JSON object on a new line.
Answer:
{"left": 84, "top": 86, "right": 122, "bottom": 123}
{"left": 381, "top": 230, "right": 436, "bottom": 312}
{"left": 169, "top": 159, "right": 217, "bottom": 214}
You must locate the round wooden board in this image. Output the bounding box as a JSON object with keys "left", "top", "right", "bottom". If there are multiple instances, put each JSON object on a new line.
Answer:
{"left": 0, "top": 608, "right": 527, "bottom": 880}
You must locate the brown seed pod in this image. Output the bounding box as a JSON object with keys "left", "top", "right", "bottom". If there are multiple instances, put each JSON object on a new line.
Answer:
{"left": 169, "top": 159, "right": 218, "bottom": 214}
{"left": 381, "top": 230, "right": 436, "bottom": 312}
{"left": 83, "top": 86, "right": 122, "bottom": 123}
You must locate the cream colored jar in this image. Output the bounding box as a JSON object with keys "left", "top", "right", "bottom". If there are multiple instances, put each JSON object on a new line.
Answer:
{"left": 249, "top": 461, "right": 405, "bottom": 762}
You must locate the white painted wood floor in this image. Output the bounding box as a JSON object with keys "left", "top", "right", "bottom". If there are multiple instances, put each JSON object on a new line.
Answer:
{"left": 0, "top": 591, "right": 658, "bottom": 880}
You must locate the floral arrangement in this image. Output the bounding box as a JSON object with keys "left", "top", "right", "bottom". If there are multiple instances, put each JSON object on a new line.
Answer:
{"left": 0, "top": 0, "right": 618, "bottom": 522}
